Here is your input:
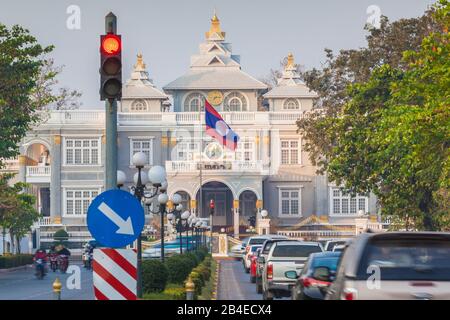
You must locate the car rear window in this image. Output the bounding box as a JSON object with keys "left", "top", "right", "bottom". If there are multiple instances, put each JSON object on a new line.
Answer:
{"left": 262, "top": 242, "right": 273, "bottom": 254}
{"left": 311, "top": 256, "right": 340, "bottom": 272}
{"left": 357, "top": 238, "right": 450, "bottom": 281}
{"left": 251, "top": 246, "right": 261, "bottom": 253}
{"left": 272, "top": 245, "right": 322, "bottom": 257}
{"left": 249, "top": 238, "right": 269, "bottom": 245}
{"left": 327, "top": 241, "right": 346, "bottom": 251}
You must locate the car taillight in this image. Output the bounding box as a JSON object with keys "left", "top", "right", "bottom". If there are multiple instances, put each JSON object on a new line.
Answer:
{"left": 343, "top": 288, "right": 358, "bottom": 300}
{"left": 301, "top": 277, "right": 330, "bottom": 288}
{"left": 267, "top": 263, "right": 273, "bottom": 280}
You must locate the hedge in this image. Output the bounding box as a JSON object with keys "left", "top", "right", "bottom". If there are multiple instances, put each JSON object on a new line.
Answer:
{"left": 142, "top": 248, "right": 212, "bottom": 298}
{"left": 142, "top": 259, "right": 168, "bottom": 293}
{"left": 165, "top": 254, "right": 197, "bottom": 284}
{"left": 187, "top": 256, "right": 213, "bottom": 297}
{"left": 143, "top": 284, "right": 186, "bottom": 300}
{"left": 0, "top": 254, "right": 34, "bottom": 269}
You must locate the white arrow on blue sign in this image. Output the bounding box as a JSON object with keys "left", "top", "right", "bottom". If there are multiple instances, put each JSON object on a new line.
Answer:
{"left": 87, "top": 189, "right": 144, "bottom": 248}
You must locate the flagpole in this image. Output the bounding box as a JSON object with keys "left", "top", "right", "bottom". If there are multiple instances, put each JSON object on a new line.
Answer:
{"left": 199, "top": 103, "right": 204, "bottom": 249}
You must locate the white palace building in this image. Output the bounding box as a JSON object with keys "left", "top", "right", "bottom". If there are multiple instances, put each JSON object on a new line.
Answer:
{"left": 2, "top": 13, "right": 385, "bottom": 250}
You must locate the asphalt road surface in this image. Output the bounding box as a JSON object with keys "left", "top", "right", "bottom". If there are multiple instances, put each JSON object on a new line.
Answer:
{"left": 0, "top": 262, "right": 94, "bottom": 300}
{"left": 217, "top": 259, "right": 262, "bottom": 300}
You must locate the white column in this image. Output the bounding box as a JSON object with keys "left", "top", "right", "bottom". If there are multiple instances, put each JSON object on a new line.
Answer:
{"left": 233, "top": 199, "right": 239, "bottom": 238}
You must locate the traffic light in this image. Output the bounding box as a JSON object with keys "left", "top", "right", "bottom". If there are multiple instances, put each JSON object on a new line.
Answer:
{"left": 209, "top": 199, "right": 215, "bottom": 216}
{"left": 100, "top": 33, "right": 122, "bottom": 100}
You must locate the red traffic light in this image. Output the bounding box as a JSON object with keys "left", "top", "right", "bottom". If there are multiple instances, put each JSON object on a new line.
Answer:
{"left": 209, "top": 199, "right": 215, "bottom": 209}
{"left": 101, "top": 34, "right": 121, "bottom": 55}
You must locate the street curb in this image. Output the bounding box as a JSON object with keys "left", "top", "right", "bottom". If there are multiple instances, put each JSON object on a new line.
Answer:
{"left": 211, "top": 259, "right": 220, "bottom": 300}
{"left": 0, "top": 264, "right": 33, "bottom": 273}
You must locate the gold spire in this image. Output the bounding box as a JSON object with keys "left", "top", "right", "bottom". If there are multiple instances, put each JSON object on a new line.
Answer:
{"left": 286, "top": 52, "right": 295, "bottom": 70}
{"left": 205, "top": 10, "right": 225, "bottom": 40}
{"left": 135, "top": 53, "right": 146, "bottom": 70}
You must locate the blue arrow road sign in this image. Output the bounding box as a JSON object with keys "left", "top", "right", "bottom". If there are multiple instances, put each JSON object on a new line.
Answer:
{"left": 87, "top": 189, "right": 144, "bottom": 248}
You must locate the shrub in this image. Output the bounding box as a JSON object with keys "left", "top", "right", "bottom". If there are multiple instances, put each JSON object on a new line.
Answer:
{"left": 142, "top": 259, "right": 168, "bottom": 293}
{"left": 164, "top": 286, "right": 186, "bottom": 300}
{"left": 53, "top": 229, "right": 69, "bottom": 245}
{"left": 193, "top": 264, "right": 211, "bottom": 282}
{"left": 189, "top": 271, "right": 204, "bottom": 295}
{"left": 184, "top": 252, "right": 199, "bottom": 267}
{"left": 165, "top": 255, "right": 195, "bottom": 284}
{"left": 202, "top": 256, "right": 212, "bottom": 268}
{"left": 0, "top": 254, "right": 33, "bottom": 269}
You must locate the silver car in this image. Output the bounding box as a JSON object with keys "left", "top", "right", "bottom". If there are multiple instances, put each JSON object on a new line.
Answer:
{"left": 261, "top": 241, "right": 323, "bottom": 300}
{"left": 326, "top": 232, "right": 450, "bottom": 300}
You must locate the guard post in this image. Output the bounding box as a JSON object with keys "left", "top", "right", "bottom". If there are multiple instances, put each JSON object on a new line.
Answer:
{"left": 53, "top": 277, "right": 62, "bottom": 300}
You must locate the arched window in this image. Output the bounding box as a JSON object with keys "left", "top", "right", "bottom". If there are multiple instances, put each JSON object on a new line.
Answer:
{"left": 224, "top": 92, "right": 247, "bottom": 111}
{"left": 184, "top": 93, "right": 205, "bottom": 112}
{"left": 283, "top": 98, "right": 300, "bottom": 110}
{"left": 131, "top": 99, "right": 148, "bottom": 112}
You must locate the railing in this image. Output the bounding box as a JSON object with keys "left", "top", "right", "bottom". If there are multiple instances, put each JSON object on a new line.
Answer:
{"left": 26, "top": 165, "right": 51, "bottom": 176}
{"left": 37, "top": 110, "right": 307, "bottom": 127}
{"left": 166, "top": 160, "right": 264, "bottom": 173}
{"left": 277, "top": 230, "right": 356, "bottom": 238}
{"left": 39, "top": 217, "right": 53, "bottom": 226}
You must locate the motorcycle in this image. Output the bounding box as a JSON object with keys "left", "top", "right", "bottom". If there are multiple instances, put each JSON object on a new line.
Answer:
{"left": 85, "top": 252, "right": 93, "bottom": 270}
{"left": 49, "top": 254, "right": 58, "bottom": 272}
{"left": 58, "top": 254, "right": 69, "bottom": 273}
{"left": 82, "top": 251, "right": 93, "bottom": 269}
{"left": 35, "top": 259, "right": 46, "bottom": 280}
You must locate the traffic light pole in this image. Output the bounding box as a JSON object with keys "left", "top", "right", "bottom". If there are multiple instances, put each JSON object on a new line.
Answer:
{"left": 105, "top": 98, "right": 118, "bottom": 190}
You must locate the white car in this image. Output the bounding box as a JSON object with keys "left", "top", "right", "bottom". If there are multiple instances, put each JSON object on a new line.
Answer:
{"left": 243, "top": 235, "right": 288, "bottom": 273}
{"left": 244, "top": 245, "right": 262, "bottom": 273}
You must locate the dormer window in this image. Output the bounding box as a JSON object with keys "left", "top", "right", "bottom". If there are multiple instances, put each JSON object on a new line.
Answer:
{"left": 224, "top": 92, "right": 247, "bottom": 111}
{"left": 131, "top": 99, "right": 148, "bottom": 112}
{"left": 283, "top": 98, "right": 300, "bottom": 110}
{"left": 184, "top": 92, "right": 205, "bottom": 112}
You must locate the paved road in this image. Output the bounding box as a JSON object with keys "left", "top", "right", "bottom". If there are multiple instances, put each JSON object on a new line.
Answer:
{"left": 0, "top": 263, "right": 94, "bottom": 300}
{"left": 217, "top": 259, "right": 261, "bottom": 300}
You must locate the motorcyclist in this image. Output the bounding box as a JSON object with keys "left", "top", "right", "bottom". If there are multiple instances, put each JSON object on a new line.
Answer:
{"left": 33, "top": 248, "right": 48, "bottom": 277}
{"left": 57, "top": 246, "right": 71, "bottom": 256}
{"left": 33, "top": 248, "right": 48, "bottom": 262}
{"left": 48, "top": 245, "right": 58, "bottom": 271}
{"left": 56, "top": 246, "right": 71, "bottom": 273}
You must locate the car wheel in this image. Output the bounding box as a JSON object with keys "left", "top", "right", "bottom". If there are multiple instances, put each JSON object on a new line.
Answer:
{"left": 250, "top": 276, "right": 256, "bottom": 283}
{"left": 291, "top": 286, "right": 298, "bottom": 300}
{"left": 256, "top": 281, "right": 263, "bottom": 294}
{"left": 262, "top": 291, "right": 273, "bottom": 301}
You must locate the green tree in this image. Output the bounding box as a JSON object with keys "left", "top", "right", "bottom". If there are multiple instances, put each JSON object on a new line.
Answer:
{"left": 296, "top": 6, "right": 440, "bottom": 172}
{"left": 298, "top": 0, "right": 449, "bottom": 230}
{"left": 0, "top": 24, "right": 52, "bottom": 167}
{"left": 0, "top": 24, "right": 81, "bottom": 169}
{"left": 0, "top": 174, "right": 40, "bottom": 253}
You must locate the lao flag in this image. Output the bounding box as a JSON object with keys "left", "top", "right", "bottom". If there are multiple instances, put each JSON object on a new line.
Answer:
{"left": 205, "top": 100, "right": 240, "bottom": 151}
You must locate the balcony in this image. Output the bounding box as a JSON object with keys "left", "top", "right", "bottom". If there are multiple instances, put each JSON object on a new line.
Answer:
{"left": 166, "top": 160, "right": 266, "bottom": 175}
{"left": 26, "top": 165, "right": 51, "bottom": 183}
{"left": 38, "top": 110, "right": 307, "bottom": 128}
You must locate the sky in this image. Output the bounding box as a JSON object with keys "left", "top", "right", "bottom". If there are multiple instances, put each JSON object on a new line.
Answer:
{"left": 0, "top": 0, "right": 435, "bottom": 108}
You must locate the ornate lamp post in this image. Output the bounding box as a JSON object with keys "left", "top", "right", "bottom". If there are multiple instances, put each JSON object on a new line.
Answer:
{"left": 166, "top": 194, "right": 190, "bottom": 254}
{"left": 119, "top": 152, "right": 167, "bottom": 299}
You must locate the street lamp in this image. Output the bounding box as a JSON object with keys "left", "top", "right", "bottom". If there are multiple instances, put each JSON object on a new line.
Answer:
{"left": 194, "top": 219, "right": 202, "bottom": 249}
{"left": 261, "top": 209, "right": 268, "bottom": 219}
{"left": 121, "top": 152, "right": 168, "bottom": 299}
{"left": 117, "top": 170, "right": 126, "bottom": 189}
{"left": 165, "top": 194, "right": 188, "bottom": 254}
{"left": 156, "top": 192, "right": 169, "bottom": 262}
